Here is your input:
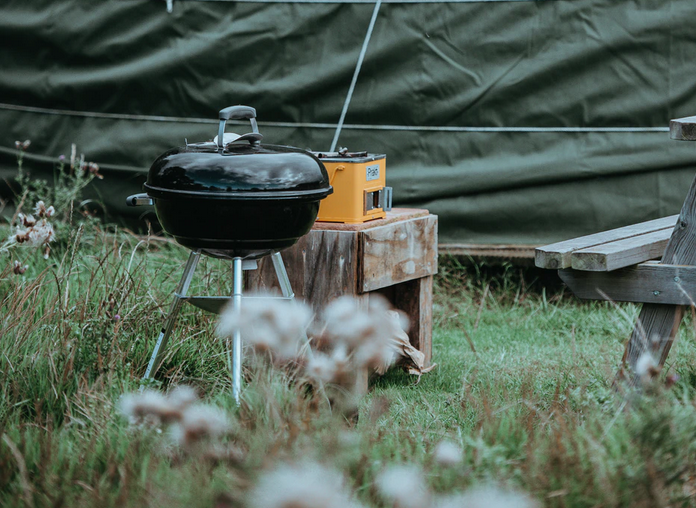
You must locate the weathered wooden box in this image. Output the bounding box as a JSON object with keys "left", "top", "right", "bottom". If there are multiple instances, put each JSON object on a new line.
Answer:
{"left": 245, "top": 208, "right": 438, "bottom": 365}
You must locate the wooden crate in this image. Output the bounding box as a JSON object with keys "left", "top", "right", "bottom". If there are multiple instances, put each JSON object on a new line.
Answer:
{"left": 245, "top": 208, "right": 438, "bottom": 366}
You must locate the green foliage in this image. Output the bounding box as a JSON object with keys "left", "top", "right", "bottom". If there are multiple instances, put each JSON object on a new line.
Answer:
{"left": 4, "top": 237, "right": 696, "bottom": 506}
{"left": 13, "top": 142, "right": 103, "bottom": 224}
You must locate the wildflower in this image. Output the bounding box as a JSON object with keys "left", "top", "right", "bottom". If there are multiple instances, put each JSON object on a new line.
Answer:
{"left": 248, "top": 461, "right": 365, "bottom": 508}
{"left": 635, "top": 352, "right": 660, "bottom": 382}
{"left": 12, "top": 203, "right": 56, "bottom": 256}
{"left": 113, "top": 314, "right": 121, "bottom": 322}
{"left": 376, "top": 465, "right": 430, "bottom": 508}
{"left": 318, "top": 295, "right": 400, "bottom": 371}
{"left": 433, "top": 440, "right": 463, "bottom": 467}
{"left": 337, "top": 430, "right": 360, "bottom": 448}
{"left": 13, "top": 229, "right": 29, "bottom": 243}
{"left": 34, "top": 201, "right": 46, "bottom": 217}
{"left": 170, "top": 404, "right": 230, "bottom": 448}
{"left": 168, "top": 385, "right": 198, "bottom": 410}
{"left": 15, "top": 140, "right": 30, "bottom": 151}
{"left": 25, "top": 221, "right": 55, "bottom": 247}
{"left": 17, "top": 214, "right": 36, "bottom": 228}
{"left": 355, "top": 338, "right": 397, "bottom": 371}
{"left": 433, "top": 486, "right": 540, "bottom": 508}
{"left": 33, "top": 201, "right": 54, "bottom": 219}
{"left": 217, "top": 296, "right": 312, "bottom": 360}
{"left": 58, "top": 154, "right": 65, "bottom": 162}
{"left": 119, "top": 389, "right": 184, "bottom": 424}
{"left": 323, "top": 295, "right": 359, "bottom": 325}
{"left": 331, "top": 343, "right": 351, "bottom": 369}
{"left": 120, "top": 385, "right": 233, "bottom": 454}
{"left": 322, "top": 296, "right": 381, "bottom": 347}
{"left": 306, "top": 352, "right": 338, "bottom": 383}
{"left": 87, "top": 162, "right": 104, "bottom": 179}
{"left": 12, "top": 261, "right": 28, "bottom": 275}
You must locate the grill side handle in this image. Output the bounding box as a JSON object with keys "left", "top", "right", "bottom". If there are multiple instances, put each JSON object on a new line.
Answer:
{"left": 218, "top": 105, "right": 261, "bottom": 151}
{"left": 126, "top": 193, "right": 154, "bottom": 206}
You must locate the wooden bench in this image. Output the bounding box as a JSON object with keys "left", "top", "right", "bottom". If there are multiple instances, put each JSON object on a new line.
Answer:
{"left": 536, "top": 115, "right": 696, "bottom": 385}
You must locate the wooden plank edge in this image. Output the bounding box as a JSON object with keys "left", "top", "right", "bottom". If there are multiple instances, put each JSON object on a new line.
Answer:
{"left": 312, "top": 208, "right": 430, "bottom": 231}
{"left": 570, "top": 229, "right": 671, "bottom": 272}
{"left": 440, "top": 244, "right": 536, "bottom": 259}
{"left": 670, "top": 116, "right": 696, "bottom": 141}
{"left": 534, "top": 215, "right": 678, "bottom": 269}
{"left": 559, "top": 263, "right": 696, "bottom": 306}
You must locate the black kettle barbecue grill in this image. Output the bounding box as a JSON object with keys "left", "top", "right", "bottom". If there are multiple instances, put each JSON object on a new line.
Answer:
{"left": 127, "top": 105, "right": 333, "bottom": 400}
{"left": 128, "top": 105, "right": 332, "bottom": 259}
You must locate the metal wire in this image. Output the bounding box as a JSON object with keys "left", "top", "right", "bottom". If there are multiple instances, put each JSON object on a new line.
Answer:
{"left": 0, "top": 102, "right": 670, "bottom": 133}
{"left": 329, "top": 0, "right": 382, "bottom": 151}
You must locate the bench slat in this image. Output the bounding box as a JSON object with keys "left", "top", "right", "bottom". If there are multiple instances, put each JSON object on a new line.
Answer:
{"left": 570, "top": 228, "right": 672, "bottom": 271}
{"left": 534, "top": 215, "right": 677, "bottom": 269}
{"left": 559, "top": 263, "right": 696, "bottom": 306}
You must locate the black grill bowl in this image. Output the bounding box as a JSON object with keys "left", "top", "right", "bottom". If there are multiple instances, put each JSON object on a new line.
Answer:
{"left": 153, "top": 194, "right": 322, "bottom": 259}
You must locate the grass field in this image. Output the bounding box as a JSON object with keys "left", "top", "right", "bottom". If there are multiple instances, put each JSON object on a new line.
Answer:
{"left": 3, "top": 219, "right": 696, "bottom": 508}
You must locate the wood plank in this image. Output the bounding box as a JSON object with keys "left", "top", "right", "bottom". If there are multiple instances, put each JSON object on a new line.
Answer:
{"left": 312, "top": 208, "right": 429, "bottom": 231}
{"left": 670, "top": 116, "right": 696, "bottom": 141}
{"left": 534, "top": 215, "right": 678, "bottom": 269}
{"left": 244, "top": 230, "right": 359, "bottom": 316}
{"left": 440, "top": 244, "right": 536, "bottom": 260}
{"left": 620, "top": 172, "right": 696, "bottom": 385}
{"left": 570, "top": 229, "right": 671, "bottom": 271}
{"left": 377, "top": 276, "right": 434, "bottom": 366}
{"left": 559, "top": 263, "right": 696, "bottom": 306}
{"left": 359, "top": 215, "right": 438, "bottom": 293}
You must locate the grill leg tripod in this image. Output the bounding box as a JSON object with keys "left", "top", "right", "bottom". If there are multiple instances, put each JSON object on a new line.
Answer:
{"left": 141, "top": 251, "right": 294, "bottom": 404}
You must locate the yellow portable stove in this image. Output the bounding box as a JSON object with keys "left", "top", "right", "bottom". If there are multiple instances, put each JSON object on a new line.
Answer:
{"left": 313, "top": 150, "right": 392, "bottom": 223}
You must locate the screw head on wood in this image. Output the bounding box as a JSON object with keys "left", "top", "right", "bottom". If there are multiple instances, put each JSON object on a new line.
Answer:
{"left": 653, "top": 290, "right": 661, "bottom": 296}
{"left": 674, "top": 276, "right": 681, "bottom": 283}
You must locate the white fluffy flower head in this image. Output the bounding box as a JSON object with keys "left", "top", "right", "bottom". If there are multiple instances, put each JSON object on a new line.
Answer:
{"left": 249, "top": 461, "right": 365, "bottom": 508}
{"left": 217, "top": 296, "right": 312, "bottom": 360}
{"left": 376, "top": 465, "right": 430, "bottom": 508}
{"left": 433, "top": 440, "right": 463, "bottom": 467}
{"left": 635, "top": 352, "right": 659, "bottom": 381}
{"left": 434, "top": 486, "right": 540, "bottom": 508}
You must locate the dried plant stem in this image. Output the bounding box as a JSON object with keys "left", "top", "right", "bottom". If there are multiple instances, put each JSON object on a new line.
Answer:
{"left": 473, "top": 283, "right": 490, "bottom": 333}
{"left": 2, "top": 434, "right": 34, "bottom": 507}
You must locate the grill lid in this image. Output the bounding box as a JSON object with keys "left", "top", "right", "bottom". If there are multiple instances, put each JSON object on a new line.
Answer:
{"left": 145, "top": 106, "right": 332, "bottom": 200}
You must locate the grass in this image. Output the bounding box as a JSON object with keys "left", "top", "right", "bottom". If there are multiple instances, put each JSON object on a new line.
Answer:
{"left": 3, "top": 221, "right": 696, "bottom": 507}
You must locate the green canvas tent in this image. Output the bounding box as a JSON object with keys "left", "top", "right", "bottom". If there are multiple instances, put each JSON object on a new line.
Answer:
{"left": 2, "top": 0, "right": 696, "bottom": 249}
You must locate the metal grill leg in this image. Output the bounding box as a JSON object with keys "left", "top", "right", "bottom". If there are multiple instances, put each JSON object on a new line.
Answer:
{"left": 231, "top": 257, "right": 243, "bottom": 404}
{"left": 271, "top": 251, "right": 294, "bottom": 299}
{"left": 271, "top": 251, "right": 316, "bottom": 362}
{"left": 141, "top": 250, "right": 201, "bottom": 389}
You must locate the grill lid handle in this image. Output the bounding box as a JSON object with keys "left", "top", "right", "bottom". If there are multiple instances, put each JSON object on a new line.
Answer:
{"left": 126, "top": 193, "right": 153, "bottom": 206}
{"left": 217, "top": 105, "right": 262, "bottom": 151}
